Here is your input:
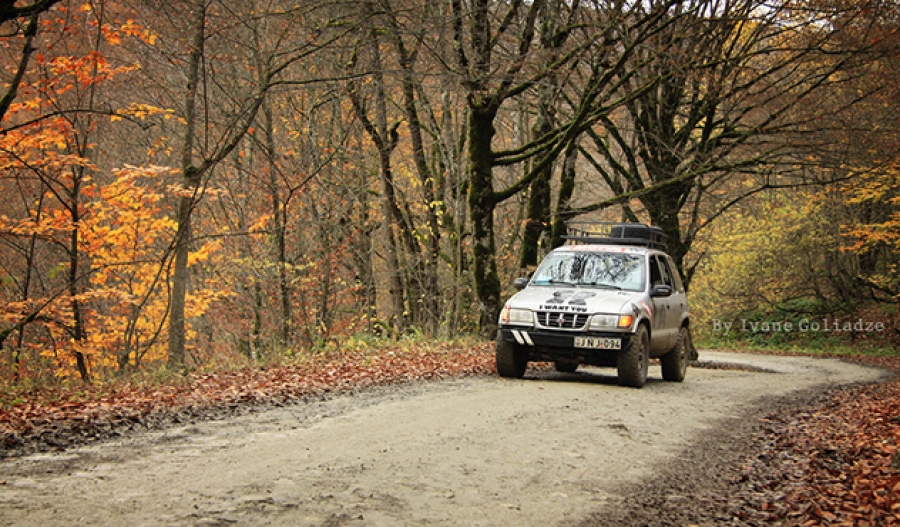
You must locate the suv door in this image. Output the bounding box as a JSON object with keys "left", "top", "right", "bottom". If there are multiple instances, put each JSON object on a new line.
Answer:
{"left": 661, "top": 255, "right": 688, "bottom": 349}
{"left": 649, "top": 255, "right": 681, "bottom": 353}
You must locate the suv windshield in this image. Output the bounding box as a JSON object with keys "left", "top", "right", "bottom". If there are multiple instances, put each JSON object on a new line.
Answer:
{"left": 531, "top": 252, "right": 644, "bottom": 292}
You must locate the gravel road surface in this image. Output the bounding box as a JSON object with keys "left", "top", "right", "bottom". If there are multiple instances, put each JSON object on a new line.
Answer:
{"left": 0, "top": 351, "right": 887, "bottom": 526}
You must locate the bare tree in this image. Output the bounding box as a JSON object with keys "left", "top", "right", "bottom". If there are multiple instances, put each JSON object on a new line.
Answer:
{"left": 570, "top": 0, "right": 891, "bottom": 285}
{"left": 450, "top": 0, "right": 678, "bottom": 334}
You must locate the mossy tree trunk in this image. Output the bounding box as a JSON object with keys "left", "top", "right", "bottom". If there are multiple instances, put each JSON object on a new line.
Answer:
{"left": 467, "top": 105, "right": 502, "bottom": 335}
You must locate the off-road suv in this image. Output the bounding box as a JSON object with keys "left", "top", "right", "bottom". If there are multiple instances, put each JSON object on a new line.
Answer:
{"left": 496, "top": 222, "right": 690, "bottom": 388}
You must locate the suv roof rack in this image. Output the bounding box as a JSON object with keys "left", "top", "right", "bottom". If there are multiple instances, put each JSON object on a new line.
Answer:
{"left": 563, "top": 221, "right": 667, "bottom": 250}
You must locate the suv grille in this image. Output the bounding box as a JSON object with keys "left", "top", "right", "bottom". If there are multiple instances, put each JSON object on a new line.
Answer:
{"left": 536, "top": 311, "right": 589, "bottom": 330}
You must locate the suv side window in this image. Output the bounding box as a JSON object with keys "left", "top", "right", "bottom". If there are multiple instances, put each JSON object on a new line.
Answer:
{"left": 664, "top": 256, "right": 685, "bottom": 292}
{"left": 655, "top": 255, "right": 673, "bottom": 288}
{"left": 649, "top": 256, "right": 662, "bottom": 287}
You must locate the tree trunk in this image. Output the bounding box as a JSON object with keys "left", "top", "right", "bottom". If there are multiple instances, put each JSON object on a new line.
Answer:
{"left": 551, "top": 142, "right": 579, "bottom": 248}
{"left": 262, "top": 102, "right": 292, "bottom": 348}
{"left": 519, "top": 2, "right": 563, "bottom": 269}
{"left": 13, "top": 190, "right": 44, "bottom": 382}
{"left": 436, "top": 89, "right": 467, "bottom": 336}
{"left": 641, "top": 179, "right": 693, "bottom": 279}
{"left": 519, "top": 114, "right": 553, "bottom": 269}
{"left": 315, "top": 208, "right": 333, "bottom": 342}
{"left": 68, "top": 173, "right": 90, "bottom": 383}
{"left": 252, "top": 278, "right": 262, "bottom": 358}
{"left": 468, "top": 106, "right": 501, "bottom": 335}
{"left": 350, "top": 186, "right": 377, "bottom": 331}
{"left": 380, "top": 173, "right": 407, "bottom": 335}
{"left": 168, "top": 0, "right": 205, "bottom": 371}
{"left": 168, "top": 166, "right": 201, "bottom": 370}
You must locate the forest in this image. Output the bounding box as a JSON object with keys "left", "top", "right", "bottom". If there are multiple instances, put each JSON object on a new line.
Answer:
{"left": 1, "top": 0, "right": 898, "bottom": 385}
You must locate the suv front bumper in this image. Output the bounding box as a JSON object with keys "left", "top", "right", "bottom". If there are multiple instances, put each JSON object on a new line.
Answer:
{"left": 497, "top": 327, "right": 634, "bottom": 367}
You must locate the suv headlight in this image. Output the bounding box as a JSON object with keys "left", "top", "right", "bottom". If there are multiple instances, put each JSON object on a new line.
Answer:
{"left": 499, "top": 305, "right": 533, "bottom": 326}
{"left": 589, "top": 314, "right": 634, "bottom": 330}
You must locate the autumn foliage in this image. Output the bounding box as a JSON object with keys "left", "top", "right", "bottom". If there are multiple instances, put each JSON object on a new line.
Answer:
{"left": 842, "top": 163, "right": 900, "bottom": 300}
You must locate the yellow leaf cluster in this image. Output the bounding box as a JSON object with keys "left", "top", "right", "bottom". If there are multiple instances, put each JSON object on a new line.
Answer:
{"left": 112, "top": 103, "right": 175, "bottom": 122}
{"left": 691, "top": 192, "right": 833, "bottom": 322}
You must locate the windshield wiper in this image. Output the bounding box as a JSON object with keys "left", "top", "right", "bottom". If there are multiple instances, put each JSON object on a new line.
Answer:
{"left": 547, "top": 279, "right": 579, "bottom": 287}
{"left": 588, "top": 282, "right": 623, "bottom": 290}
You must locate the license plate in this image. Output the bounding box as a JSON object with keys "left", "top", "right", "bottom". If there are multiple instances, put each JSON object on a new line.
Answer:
{"left": 574, "top": 337, "right": 621, "bottom": 350}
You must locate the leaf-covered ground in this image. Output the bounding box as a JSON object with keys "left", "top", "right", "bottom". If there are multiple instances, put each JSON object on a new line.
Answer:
{"left": 731, "top": 355, "right": 900, "bottom": 526}
{"left": 1, "top": 346, "right": 898, "bottom": 525}
{"left": 0, "top": 342, "right": 495, "bottom": 455}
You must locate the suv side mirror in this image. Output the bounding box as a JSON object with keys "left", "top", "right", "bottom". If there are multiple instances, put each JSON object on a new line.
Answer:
{"left": 651, "top": 284, "right": 673, "bottom": 297}
{"left": 513, "top": 277, "right": 529, "bottom": 290}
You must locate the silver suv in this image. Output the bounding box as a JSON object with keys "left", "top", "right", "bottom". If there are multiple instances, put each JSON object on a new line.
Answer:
{"left": 496, "top": 222, "right": 690, "bottom": 388}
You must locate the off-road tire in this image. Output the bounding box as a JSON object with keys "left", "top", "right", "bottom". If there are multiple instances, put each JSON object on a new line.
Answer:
{"left": 617, "top": 324, "right": 649, "bottom": 388}
{"left": 661, "top": 326, "right": 689, "bottom": 382}
{"left": 554, "top": 361, "right": 579, "bottom": 373}
{"left": 496, "top": 334, "right": 527, "bottom": 378}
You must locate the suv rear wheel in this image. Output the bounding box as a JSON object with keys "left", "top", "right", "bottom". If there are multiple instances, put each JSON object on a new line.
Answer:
{"left": 554, "top": 361, "right": 579, "bottom": 373}
{"left": 617, "top": 324, "right": 649, "bottom": 388}
{"left": 661, "top": 326, "right": 689, "bottom": 382}
{"left": 496, "top": 335, "right": 527, "bottom": 378}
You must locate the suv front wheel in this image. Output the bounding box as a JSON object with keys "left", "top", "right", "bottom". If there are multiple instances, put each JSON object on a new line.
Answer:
{"left": 496, "top": 335, "right": 527, "bottom": 378}
{"left": 617, "top": 324, "right": 649, "bottom": 388}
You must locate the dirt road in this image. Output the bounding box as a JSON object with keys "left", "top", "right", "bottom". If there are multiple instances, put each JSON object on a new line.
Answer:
{"left": 0, "top": 351, "right": 887, "bottom": 526}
